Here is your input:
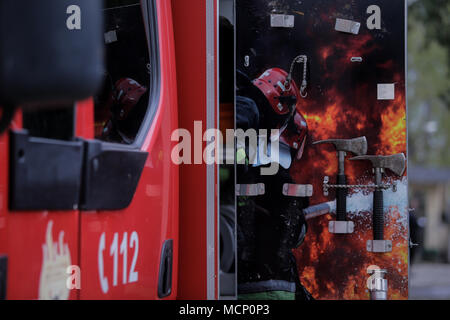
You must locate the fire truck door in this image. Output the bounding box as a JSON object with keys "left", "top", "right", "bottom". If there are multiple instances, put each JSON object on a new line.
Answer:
{"left": 0, "top": 107, "right": 81, "bottom": 299}
{"left": 78, "top": 0, "right": 178, "bottom": 300}
{"left": 0, "top": 1, "right": 103, "bottom": 300}
{"left": 235, "top": 0, "right": 408, "bottom": 300}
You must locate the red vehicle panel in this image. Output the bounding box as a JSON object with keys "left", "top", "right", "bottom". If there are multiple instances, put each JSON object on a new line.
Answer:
{"left": 0, "top": 0, "right": 220, "bottom": 300}
{"left": 0, "top": 113, "right": 80, "bottom": 300}
{"left": 79, "top": 0, "right": 179, "bottom": 300}
{"left": 172, "top": 0, "right": 219, "bottom": 300}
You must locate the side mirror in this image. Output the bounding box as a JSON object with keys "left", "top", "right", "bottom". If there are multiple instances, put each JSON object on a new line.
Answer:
{"left": 0, "top": 0, "right": 104, "bottom": 107}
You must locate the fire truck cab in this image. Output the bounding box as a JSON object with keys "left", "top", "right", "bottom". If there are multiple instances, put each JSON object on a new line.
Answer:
{"left": 0, "top": 0, "right": 226, "bottom": 300}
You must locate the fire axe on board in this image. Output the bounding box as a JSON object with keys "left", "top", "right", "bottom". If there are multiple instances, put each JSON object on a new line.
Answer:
{"left": 350, "top": 153, "right": 407, "bottom": 253}
{"left": 313, "top": 137, "right": 368, "bottom": 234}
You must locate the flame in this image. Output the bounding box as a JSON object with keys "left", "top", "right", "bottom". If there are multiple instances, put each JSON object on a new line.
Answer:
{"left": 294, "top": 207, "right": 408, "bottom": 300}
{"left": 378, "top": 95, "right": 407, "bottom": 155}
{"left": 321, "top": 47, "right": 332, "bottom": 63}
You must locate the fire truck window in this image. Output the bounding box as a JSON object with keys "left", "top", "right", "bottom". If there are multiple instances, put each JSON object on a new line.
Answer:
{"left": 94, "top": 1, "right": 152, "bottom": 144}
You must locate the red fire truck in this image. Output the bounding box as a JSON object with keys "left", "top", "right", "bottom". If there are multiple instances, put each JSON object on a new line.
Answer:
{"left": 0, "top": 0, "right": 224, "bottom": 300}
{"left": 0, "top": 0, "right": 409, "bottom": 300}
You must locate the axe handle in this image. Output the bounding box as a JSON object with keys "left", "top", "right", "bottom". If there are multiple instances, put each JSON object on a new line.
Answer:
{"left": 336, "top": 174, "right": 347, "bottom": 221}
{"left": 373, "top": 190, "right": 384, "bottom": 240}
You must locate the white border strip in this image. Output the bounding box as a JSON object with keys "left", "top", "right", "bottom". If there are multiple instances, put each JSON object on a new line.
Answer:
{"left": 405, "top": 0, "right": 410, "bottom": 300}
{"left": 206, "top": 0, "right": 218, "bottom": 300}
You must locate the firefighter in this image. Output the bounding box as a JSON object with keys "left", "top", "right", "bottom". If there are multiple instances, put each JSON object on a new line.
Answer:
{"left": 236, "top": 67, "right": 313, "bottom": 300}
{"left": 100, "top": 77, "right": 149, "bottom": 144}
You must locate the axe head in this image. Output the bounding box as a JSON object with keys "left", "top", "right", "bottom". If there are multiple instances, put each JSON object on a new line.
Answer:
{"left": 350, "top": 153, "right": 407, "bottom": 176}
{"left": 313, "top": 136, "right": 368, "bottom": 156}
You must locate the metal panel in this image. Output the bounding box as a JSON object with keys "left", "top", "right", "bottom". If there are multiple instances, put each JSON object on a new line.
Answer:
{"left": 206, "top": 0, "right": 218, "bottom": 301}
{"left": 236, "top": 0, "right": 408, "bottom": 300}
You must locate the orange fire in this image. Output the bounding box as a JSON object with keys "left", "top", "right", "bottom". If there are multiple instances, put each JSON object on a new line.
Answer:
{"left": 294, "top": 206, "right": 408, "bottom": 300}
{"left": 378, "top": 94, "right": 407, "bottom": 156}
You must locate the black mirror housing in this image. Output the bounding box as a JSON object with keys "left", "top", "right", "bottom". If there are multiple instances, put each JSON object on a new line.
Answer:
{"left": 0, "top": 0, "right": 104, "bottom": 106}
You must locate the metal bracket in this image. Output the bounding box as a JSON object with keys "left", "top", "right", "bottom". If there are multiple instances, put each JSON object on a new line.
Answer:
{"left": 329, "top": 221, "right": 355, "bottom": 234}
{"left": 392, "top": 181, "right": 398, "bottom": 192}
{"left": 270, "top": 14, "right": 295, "bottom": 28}
{"left": 282, "top": 184, "right": 313, "bottom": 197}
{"left": 335, "top": 18, "right": 361, "bottom": 34}
{"left": 323, "top": 176, "right": 330, "bottom": 196}
{"left": 236, "top": 184, "right": 265, "bottom": 197}
{"left": 368, "top": 269, "right": 388, "bottom": 300}
{"left": 104, "top": 30, "right": 118, "bottom": 44}
{"left": 244, "top": 55, "right": 250, "bottom": 67}
{"left": 409, "top": 239, "right": 419, "bottom": 249}
{"left": 322, "top": 176, "right": 397, "bottom": 197}
{"left": 367, "top": 240, "right": 392, "bottom": 253}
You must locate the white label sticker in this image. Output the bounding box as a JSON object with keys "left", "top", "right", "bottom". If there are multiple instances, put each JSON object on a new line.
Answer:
{"left": 377, "top": 84, "right": 395, "bottom": 100}
{"left": 271, "top": 14, "right": 295, "bottom": 28}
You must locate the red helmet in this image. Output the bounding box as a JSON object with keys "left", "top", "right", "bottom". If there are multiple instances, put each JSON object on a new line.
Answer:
{"left": 252, "top": 68, "right": 301, "bottom": 116}
{"left": 253, "top": 68, "right": 308, "bottom": 160}
{"left": 112, "top": 78, "right": 148, "bottom": 120}
{"left": 280, "top": 111, "right": 308, "bottom": 160}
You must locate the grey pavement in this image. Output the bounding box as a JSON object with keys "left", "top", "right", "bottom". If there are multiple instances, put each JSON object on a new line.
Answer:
{"left": 410, "top": 263, "right": 450, "bottom": 300}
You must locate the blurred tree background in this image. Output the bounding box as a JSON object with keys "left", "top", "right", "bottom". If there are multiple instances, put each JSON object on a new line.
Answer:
{"left": 408, "top": 0, "right": 450, "bottom": 167}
